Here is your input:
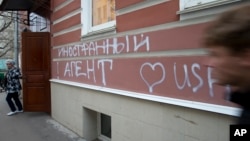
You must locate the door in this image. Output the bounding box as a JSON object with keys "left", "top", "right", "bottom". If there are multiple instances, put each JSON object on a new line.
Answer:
{"left": 21, "top": 32, "right": 51, "bottom": 113}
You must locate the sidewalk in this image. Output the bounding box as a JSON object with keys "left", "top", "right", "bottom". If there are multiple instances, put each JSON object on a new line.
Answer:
{"left": 0, "top": 92, "right": 86, "bottom": 141}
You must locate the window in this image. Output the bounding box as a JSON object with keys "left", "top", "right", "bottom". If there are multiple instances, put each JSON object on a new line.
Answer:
{"left": 98, "top": 113, "right": 111, "bottom": 141}
{"left": 82, "top": 0, "right": 116, "bottom": 36}
{"left": 178, "top": 0, "right": 242, "bottom": 20}
{"left": 179, "top": 0, "right": 241, "bottom": 11}
{"left": 181, "top": 0, "right": 218, "bottom": 9}
{"left": 83, "top": 108, "right": 111, "bottom": 141}
{"left": 29, "top": 13, "right": 49, "bottom": 32}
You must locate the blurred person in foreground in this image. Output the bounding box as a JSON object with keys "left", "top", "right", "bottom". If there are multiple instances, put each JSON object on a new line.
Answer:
{"left": 203, "top": 4, "right": 250, "bottom": 124}
{"left": 4, "top": 59, "right": 23, "bottom": 116}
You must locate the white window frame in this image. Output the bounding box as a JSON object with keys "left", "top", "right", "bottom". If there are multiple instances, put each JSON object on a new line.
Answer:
{"left": 81, "top": 0, "right": 116, "bottom": 36}
{"left": 179, "top": 0, "right": 242, "bottom": 11}
{"left": 178, "top": 0, "right": 242, "bottom": 20}
{"left": 180, "top": 0, "right": 219, "bottom": 10}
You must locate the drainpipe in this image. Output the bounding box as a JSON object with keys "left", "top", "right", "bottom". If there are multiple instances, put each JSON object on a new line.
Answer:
{"left": 14, "top": 11, "right": 19, "bottom": 67}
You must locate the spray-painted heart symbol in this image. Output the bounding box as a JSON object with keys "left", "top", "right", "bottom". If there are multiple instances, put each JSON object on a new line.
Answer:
{"left": 140, "top": 62, "right": 166, "bottom": 93}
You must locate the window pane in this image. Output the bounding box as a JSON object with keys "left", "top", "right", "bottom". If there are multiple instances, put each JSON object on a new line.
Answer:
{"left": 92, "top": 0, "right": 115, "bottom": 26}
{"left": 101, "top": 113, "right": 111, "bottom": 138}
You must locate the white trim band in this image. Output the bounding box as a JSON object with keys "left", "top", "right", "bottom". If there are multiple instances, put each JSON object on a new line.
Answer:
{"left": 53, "top": 9, "right": 81, "bottom": 25}
{"left": 50, "top": 79, "right": 242, "bottom": 117}
{"left": 116, "top": 0, "right": 170, "bottom": 16}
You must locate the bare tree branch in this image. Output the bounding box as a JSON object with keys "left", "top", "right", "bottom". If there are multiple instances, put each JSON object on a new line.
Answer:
{"left": 0, "top": 46, "right": 13, "bottom": 58}
{"left": 0, "top": 11, "right": 13, "bottom": 32}
{"left": 0, "top": 11, "right": 14, "bottom": 59}
{"left": 0, "top": 39, "right": 13, "bottom": 49}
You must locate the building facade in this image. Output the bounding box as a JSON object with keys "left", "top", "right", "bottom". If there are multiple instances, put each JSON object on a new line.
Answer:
{"left": 28, "top": 0, "right": 250, "bottom": 141}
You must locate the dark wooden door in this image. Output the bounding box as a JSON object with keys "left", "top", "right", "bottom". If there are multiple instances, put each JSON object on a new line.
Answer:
{"left": 21, "top": 32, "right": 51, "bottom": 113}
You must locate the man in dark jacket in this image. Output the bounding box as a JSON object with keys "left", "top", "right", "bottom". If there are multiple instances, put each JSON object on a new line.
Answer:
{"left": 203, "top": 4, "right": 250, "bottom": 124}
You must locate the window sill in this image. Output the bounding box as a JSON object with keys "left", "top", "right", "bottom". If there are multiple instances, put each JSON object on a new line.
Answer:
{"left": 81, "top": 26, "right": 116, "bottom": 41}
{"left": 177, "top": 0, "right": 241, "bottom": 14}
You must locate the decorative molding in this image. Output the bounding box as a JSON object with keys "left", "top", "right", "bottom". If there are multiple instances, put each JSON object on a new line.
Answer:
{"left": 53, "top": 9, "right": 81, "bottom": 25}
{"left": 81, "top": 26, "right": 116, "bottom": 41}
{"left": 50, "top": 79, "right": 242, "bottom": 117}
{"left": 53, "top": 14, "right": 213, "bottom": 49}
{"left": 116, "top": 0, "right": 170, "bottom": 16}
{"left": 54, "top": 0, "right": 74, "bottom": 12}
{"left": 52, "top": 48, "right": 207, "bottom": 61}
{"left": 53, "top": 24, "right": 81, "bottom": 37}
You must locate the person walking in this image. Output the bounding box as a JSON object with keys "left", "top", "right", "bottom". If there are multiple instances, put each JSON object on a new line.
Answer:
{"left": 4, "top": 59, "right": 23, "bottom": 116}
{"left": 203, "top": 3, "right": 250, "bottom": 124}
